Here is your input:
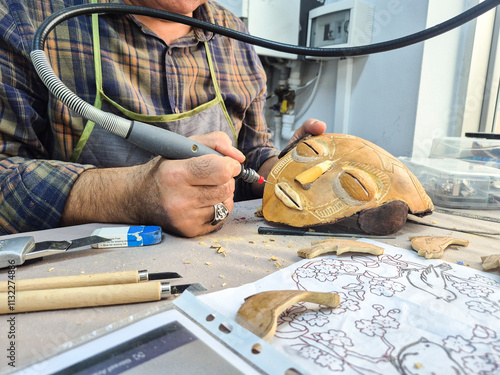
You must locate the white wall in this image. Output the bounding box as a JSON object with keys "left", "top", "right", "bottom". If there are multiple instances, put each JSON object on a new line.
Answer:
{"left": 334, "top": 0, "right": 428, "bottom": 157}
{"left": 217, "top": 0, "right": 485, "bottom": 157}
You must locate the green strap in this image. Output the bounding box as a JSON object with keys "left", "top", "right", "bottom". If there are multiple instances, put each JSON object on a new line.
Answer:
{"left": 70, "top": 0, "right": 102, "bottom": 162}
{"left": 71, "top": 10, "right": 238, "bottom": 161}
{"left": 204, "top": 43, "right": 237, "bottom": 143}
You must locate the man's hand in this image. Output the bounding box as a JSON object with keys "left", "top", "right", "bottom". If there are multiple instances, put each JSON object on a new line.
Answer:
{"left": 252, "top": 118, "right": 326, "bottom": 195}
{"left": 288, "top": 118, "right": 327, "bottom": 144}
{"left": 61, "top": 132, "right": 244, "bottom": 237}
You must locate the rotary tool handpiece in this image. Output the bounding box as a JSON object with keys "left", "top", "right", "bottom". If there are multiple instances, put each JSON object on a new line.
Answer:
{"left": 126, "top": 120, "right": 266, "bottom": 184}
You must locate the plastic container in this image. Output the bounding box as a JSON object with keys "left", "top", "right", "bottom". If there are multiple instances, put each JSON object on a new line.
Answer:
{"left": 399, "top": 157, "right": 500, "bottom": 209}
{"left": 429, "top": 137, "right": 500, "bottom": 168}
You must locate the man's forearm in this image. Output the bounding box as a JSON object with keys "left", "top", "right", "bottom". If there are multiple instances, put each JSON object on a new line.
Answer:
{"left": 61, "top": 164, "right": 148, "bottom": 227}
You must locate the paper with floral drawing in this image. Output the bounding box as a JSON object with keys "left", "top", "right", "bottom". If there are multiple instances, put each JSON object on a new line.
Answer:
{"left": 199, "top": 239, "right": 500, "bottom": 374}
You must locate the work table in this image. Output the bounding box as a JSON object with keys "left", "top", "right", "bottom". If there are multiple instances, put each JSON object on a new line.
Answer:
{"left": 1, "top": 199, "right": 499, "bottom": 373}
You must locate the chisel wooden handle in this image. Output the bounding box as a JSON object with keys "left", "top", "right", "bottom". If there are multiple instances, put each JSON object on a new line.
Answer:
{"left": 0, "top": 270, "right": 142, "bottom": 292}
{"left": 0, "top": 282, "right": 162, "bottom": 314}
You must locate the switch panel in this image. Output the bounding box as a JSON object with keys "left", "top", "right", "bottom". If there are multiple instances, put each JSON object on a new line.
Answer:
{"left": 245, "top": 0, "right": 324, "bottom": 59}
{"left": 307, "top": 0, "right": 373, "bottom": 53}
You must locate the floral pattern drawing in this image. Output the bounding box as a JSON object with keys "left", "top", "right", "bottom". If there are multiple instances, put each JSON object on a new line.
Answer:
{"left": 272, "top": 249, "right": 500, "bottom": 374}
{"left": 202, "top": 241, "right": 500, "bottom": 374}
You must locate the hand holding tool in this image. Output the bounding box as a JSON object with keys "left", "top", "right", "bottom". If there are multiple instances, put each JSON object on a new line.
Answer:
{"left": 0, "top": 269, "right": 181, "bottom": 292}
{"left": 0, "top": 235, "right": 110, "bottom": 268}
{"left": 126, "top": 123, "right": 271, "bottom": 184}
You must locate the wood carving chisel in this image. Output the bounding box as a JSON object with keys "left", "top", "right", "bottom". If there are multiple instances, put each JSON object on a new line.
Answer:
{"left": 0, "top": 235, "right": 111, "bottom": 268}
{"left": 0, "top": 282, "right": 206, "bottom": 314}
{"left": 258, "top": 227, "right": 396, "bottom": 239}
{"left": 0, "top": 269, "right": 182, "bottom": 292}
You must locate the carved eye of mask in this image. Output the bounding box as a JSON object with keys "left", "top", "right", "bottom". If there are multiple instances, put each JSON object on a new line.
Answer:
{"left": 338, "top": 168, "right": 378, "bottom": 202}
{"left": 292, "top": 139, "right": 330, "bottom": 164}
{"left": 295, "top": 140, "right": 326, "bottom": 157}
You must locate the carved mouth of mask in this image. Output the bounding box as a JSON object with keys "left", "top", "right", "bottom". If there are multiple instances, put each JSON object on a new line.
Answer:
{"left": 275, "top": 182, "right": 303, "bottom": 210}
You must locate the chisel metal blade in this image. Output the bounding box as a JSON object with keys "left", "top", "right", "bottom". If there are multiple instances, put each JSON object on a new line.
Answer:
{"left": 148, "top": 271, "right": 182, "bottom": 280}
{"left": 163, "top": 283, "right": 206, "bottom": 296}
{"left": 32, "top": 235, "right": 111, "bottom": 253}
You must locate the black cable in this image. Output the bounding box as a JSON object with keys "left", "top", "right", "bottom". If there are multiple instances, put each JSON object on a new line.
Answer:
{"left": 33, "top": 1, "right": 500, "bottom": 57}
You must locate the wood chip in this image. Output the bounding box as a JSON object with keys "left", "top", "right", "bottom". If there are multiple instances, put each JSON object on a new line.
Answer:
{"left": 270, "top": 256, "right": 278, "bottom": 261}
{"left": 298, "top": 239, "right": 384, "bottom": 259}
{"left": 409, "top": 236, "right": 469, "bottom": 259}
{"left": 217, "top": 248, "right": 227, "bottom": 257}
{"left": 481, "top": 254, "right": 500, "bottom": 270}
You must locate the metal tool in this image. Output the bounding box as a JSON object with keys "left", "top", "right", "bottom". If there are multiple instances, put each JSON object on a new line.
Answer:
{"left": 258, "top": 227, "right": 396, "bottom": 239}
{"left": 0, "top": 269, "right": 182, "bottom": 292}
{"left": 0, "top": 235, "right": 110, "bottom": 268}
{"left": 0, "top": 282, "right": 206, "bottom": 314}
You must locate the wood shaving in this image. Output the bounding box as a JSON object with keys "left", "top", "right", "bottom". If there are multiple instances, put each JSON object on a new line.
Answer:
{"left": 184, "top": 261, "right": 191, "bottom": 264}
{"left": 249, "top": 241, "right": 255, "bottom": 244}
{"left": 481, "top": 254, "right": 500, "bottom": 270}
{"left": 254, "top": 206, "right": 263, "bottom": 217}
{"left": 298, "top": 239, "right": 384, "bottom": 259}
{"left": 199, "top": 241, "right": 207, "bottom": 246}
{"left": 222, "top": 282, "right": 227, "bottom": 287}
{"left": 217, "top": 247, "right": 227, "bottom": 257}
{"left": 409, "top": 236, "right": 469, "bottom": 259}
{"left": 48, "top": 268, "right": 54, "bottom": 272}
{"left": 205, "top": 262, "right": 212, "bottom": 266}
{"left": 274, "top": 262, "right": 283, "bottom": 269}
{"left": 270, "top": 256, "right": 279, "bottom": 261}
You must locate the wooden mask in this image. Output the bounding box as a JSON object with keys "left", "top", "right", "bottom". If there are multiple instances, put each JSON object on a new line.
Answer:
{"left": 262, "top": 134, "right": 434, "bottom": 235}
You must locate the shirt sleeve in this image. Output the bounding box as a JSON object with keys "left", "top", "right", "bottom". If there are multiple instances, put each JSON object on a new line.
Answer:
{"left": 235, "top": 82, "right": 280, "bottom": 201}
{"left": 0, "top": 3, "right": 94, "bottom": 234}
{"left": 212, "top": 4, "right": 280, "bottom": 200}
{"left": 0, "top": 157, "right": 93, "bottom": 234}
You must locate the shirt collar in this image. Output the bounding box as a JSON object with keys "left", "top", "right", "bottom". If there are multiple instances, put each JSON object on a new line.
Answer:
{"left": 192, "top": 2, "right": 216, "bottom": 42}
{"left": 115, "top": 0, "right": 217, "bottom": 45}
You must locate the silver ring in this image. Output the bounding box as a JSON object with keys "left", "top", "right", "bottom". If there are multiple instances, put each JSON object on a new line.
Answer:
{"left": 211, "top": 203, "right": 229, "bottom": 226}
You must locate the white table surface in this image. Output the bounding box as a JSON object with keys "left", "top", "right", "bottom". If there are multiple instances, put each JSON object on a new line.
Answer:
{"left": 1, "top": 199, "right": 499, "bottom": 373}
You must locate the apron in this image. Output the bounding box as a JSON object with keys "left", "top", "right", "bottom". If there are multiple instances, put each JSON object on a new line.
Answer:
{"left": 71, "top": 9, "right": 237, "bottom": 167}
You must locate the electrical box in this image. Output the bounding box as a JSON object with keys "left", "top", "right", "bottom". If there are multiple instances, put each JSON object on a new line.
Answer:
{"left": 307, "top": 0, "right": 373, "bottom": 52}
{"left": 244, "top": 0, "right": 324, "bottom": 59}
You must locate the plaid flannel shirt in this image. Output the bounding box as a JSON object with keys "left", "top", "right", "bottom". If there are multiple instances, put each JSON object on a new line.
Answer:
{"left": 0, "top": 0, "right": 278, "bottom": 234}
